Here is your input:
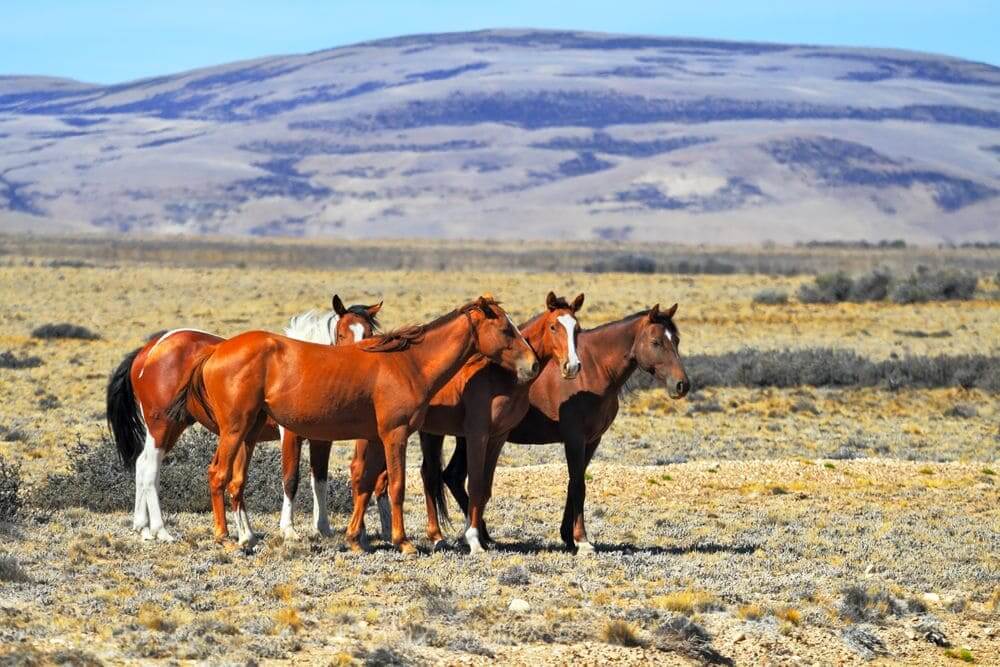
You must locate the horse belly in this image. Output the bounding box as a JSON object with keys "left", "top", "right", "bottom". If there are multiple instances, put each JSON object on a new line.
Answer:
{"left": 507, "top": 405, "right": 561, "bottom": 445}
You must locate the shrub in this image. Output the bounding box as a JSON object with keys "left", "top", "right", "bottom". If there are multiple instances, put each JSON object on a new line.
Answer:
{"left": 798, "top": 271, "right": 853, "bottom": 303}
{"left": 0, "top": 455, "right": 23, "bottom": 524}
{"left": 752, "top": 289, "right": 788, "bottom": 305}
{"left": 31, "top": 323, "right": 100, "bottom": 340}
{"left": 849, "top": 269, "right": 893, "bottom": 302}
{"left": 891, "top": 267, "right": 978, "bottom": 304}
{"left": 0, "top": 350, "right": 43, "bottom": 369}
{"left": 35, "top": 429, "right": 354, "bottom": 514}
{"left": 0, "top": 554, "right": 32, "bottom": 583}
{"left": 601, "top": 620, "right": 643, "bottom": 647}
{"left": 498, "top": 565, "right": 531, "bottom": 586}
{"left": 583, "top": 253, "right": 657, "bottom": 274}
{"left": 684, "top": 348, "right": 1000, "bottom": 391}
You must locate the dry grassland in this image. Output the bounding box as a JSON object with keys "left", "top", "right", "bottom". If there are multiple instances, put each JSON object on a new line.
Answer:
{"left": 1, "top": 243, "right": 998, "bottom": 665}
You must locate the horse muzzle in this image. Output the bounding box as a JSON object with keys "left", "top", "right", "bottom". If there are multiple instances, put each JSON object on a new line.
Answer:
{"left": 516, "top": 358, "right": 540, "bottom": 384}
{"left": 668, "top": 377, "right": 691, "bottom": 399}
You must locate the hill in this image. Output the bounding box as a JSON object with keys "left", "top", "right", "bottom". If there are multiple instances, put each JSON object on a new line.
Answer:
{"left": 1, "top": 29, "right": 999, "bottom": 242}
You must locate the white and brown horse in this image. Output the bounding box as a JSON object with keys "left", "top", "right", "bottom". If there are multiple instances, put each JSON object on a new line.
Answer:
{"left": 105, "top": 295, "right": 380, "bottom": 541}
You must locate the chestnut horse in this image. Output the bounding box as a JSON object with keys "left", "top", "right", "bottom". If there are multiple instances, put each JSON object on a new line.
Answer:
{"left": 348, "top": 292, "right": 584, "bottom": 553}
{"left": 167, "top": 297, "right": 538, "bottom": 555}
{"left": 429, "top": 304, "right": 689, "bottom": 554}
{"left": 105, "top": 295, "right": 380, "bottom": 542}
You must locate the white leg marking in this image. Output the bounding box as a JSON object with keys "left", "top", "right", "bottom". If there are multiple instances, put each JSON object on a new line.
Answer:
{"left": 575, "top": 540, "right": 596, "bottom": 556}
{"left": 133, "top": 451, "right": 149, "bottom": 531}
{"left": 557, "top": 314, "right": 581, "bottom": 375}
{"left": 349, "top": 322, "right": 364, "bottom": 343}
{"left": 139, "top": 431, "right": 174, "bottom": 542}
{"left": 277, "top": 426, "right": 299, "bottom": 539}
{"left": 465, "top": 522, "right": 485, "bottom": 555}
{"left": 236, "top": 505, "right": 255, "bottom": 546}
{"left": 312, "top": 476, "right": 332, "bottom": 537}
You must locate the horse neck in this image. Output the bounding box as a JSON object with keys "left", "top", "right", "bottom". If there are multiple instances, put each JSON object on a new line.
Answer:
{"left": 404, "top": 313, "right": 477, "bottom": 397}
{"left": 521, "top": 315, "right": 554, "bottom": 362}
{"left": 583, "top": 316, "right": 642, "bottom": 390}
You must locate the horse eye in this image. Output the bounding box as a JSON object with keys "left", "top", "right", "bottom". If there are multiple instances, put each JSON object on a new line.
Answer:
{"left": 550, "top": 324, "right": 556, "bottom": 331}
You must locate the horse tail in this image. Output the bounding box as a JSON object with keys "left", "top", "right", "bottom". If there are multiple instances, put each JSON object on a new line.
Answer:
{"left": 106, "top": 346, "right": 146, "bottom": 470}
{"left": 165, "top": 348, "right": 215, "bottom": 428}
{"left": 419, "top": 432, "right": 451, "bottom": 528}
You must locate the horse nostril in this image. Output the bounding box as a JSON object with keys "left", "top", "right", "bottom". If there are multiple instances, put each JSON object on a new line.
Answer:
{"left": 677, "top": 380, "right": 689, "bottom": 395}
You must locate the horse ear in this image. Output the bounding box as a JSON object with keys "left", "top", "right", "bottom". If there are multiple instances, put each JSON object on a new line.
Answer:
{"left": 546, "top": 291, "right": 558, "bottom": 311}
{"left": 664, "top": 303, "right": 678, "bottom": 318}
{"left": 572, "top": 293, "right": 585, "bottom": 312}
{"left": 648, "top": 304, "right": 661, "bottom": 320}
{"left": 332, "top": 294, "right": 347, "bottom": 316}
{"left": 366, "top": 300, "right": 383, "bottom": 317}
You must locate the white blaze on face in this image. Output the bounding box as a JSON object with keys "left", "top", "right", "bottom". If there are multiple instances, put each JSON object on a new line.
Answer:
{"left": 349, "top": 322, "right": 365, "bottom": 343}
{"left": 557, "top": 314, "right": 581, "bottom": 370}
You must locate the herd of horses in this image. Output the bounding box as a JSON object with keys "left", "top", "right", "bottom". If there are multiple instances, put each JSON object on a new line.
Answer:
{"left": 106, "top": 292, "right": 689, "bottom": 556}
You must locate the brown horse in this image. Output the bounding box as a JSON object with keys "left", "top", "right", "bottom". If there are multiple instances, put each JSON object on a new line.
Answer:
{"left": 431, "top": 304, "right": 689, "bottom": 554}
{"left": 105, "top": 295, "right": 380, "bottom": 542}
{"left": 348, "top": 292, "right": 584, "bottom": 553}
{"left": 167, "top": 296, "right": 538, "bottom": 555}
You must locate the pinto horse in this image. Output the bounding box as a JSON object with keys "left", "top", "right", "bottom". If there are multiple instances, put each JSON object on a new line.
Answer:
{"left": 431, "top": 304, "right": 689, "bottom": 554}
{"left": 105, "top": 295, "right": 380, "bottom": 542}
{"left": 348, "top": 292, "right": 584, "bottom": 553}
{"left": 167, "top": 296, "right": 538, "bottom": 555}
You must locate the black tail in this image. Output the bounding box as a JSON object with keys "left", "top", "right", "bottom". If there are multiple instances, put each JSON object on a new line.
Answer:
{"left": 106, "top": 346, "right": 145, "bottom": 470}
{"left": 164, "top": 348, "right": 214, "bottom": 428}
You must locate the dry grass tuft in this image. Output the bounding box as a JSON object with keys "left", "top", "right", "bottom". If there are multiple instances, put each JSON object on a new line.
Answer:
{"left": 274, "top": 607, "right": 303, "bottom": 634}
{"left": 601, "top": 620, "right": 644, "bottom": 647}
{"left": 737, "top": 604, "right": 765, "bottom": 621}
{"left": 944, "top": 647, "right": 976, "bottom": 662}
{"left": 775, "top": 606, "right": 802, "bottom": 626}
{"left": 270, "top": 582, "right": 295, "bottom": 603}
{"left": 655, "top": 589, "right": 720, "bottom": 615}
{"left": 137, "top": 603, "right": 174, "bottom": 633}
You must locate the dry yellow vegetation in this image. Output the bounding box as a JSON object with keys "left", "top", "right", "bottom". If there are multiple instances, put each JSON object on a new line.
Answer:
{"left": 1, "top": 241, "right": 998, "bottom": 665}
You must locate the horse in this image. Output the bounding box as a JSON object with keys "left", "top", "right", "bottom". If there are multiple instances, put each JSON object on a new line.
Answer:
{"left": 105, "top": 295, "right": 380, "bottom": 542}
{"left": 429, "top": 304, "right": 689, "bottom": 554}
{"left": 166, "top": 296, "right": 539, "bottom": 555}
{"left": 346, "top": 292, "right": 585, "bottom": 554}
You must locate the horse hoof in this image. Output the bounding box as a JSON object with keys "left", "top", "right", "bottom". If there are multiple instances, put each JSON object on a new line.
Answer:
{"left": 398, "top": 541, "right": 418, "bottom": 558}
{"left": 575, "top": 541, "right": 596, "bottom": 556}
{"left": 140, "top": 527, "right": 154, "bottom": 541}
{"left": 432, "top": 539, "right": 449, "bottom": 553}
{"left": 155, "top": 528, "right": 176, "bottom": 543}
{"left": 467, "top": 540, "right": 486, "bottom": 556}
{"left": 281, "top": 527, "right": 301, "bottom": 541}
{"left": 314, "top": 524, "right": 334, "bottom": 538}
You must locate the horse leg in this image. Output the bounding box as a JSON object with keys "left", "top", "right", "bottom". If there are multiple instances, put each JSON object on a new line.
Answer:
{"left": 571, "top": 437, "right": 602, "bottom": 555}
{"left": 228, "top": 439, "right": 258, "bottom": 547}
{"left": 277, "top": 427, "right": 302, "bottom": 540}
{"left": 418, "top": 432, "right": 446, "bottom": 548}
{"left": 363, "top": 440, "right": 392, "bottom": 542}
{"left": 442, "top": 436, "right": 470, "bottom": 518}
{"left": 209, "top": 420, "right": 255, "bottom": 544}
{"left": 137, "top": 416, "right": 183, "bottom": 542}
{"left": 463, "top": 428, "right": 490, "bottom": 556}
{"left": 382, "top": 426, "right": 417, "bottom": 557}
{"left": 560, "top": 435, "right": 593, "bottom": 555}
{"left": 477, "top": 436, "right": 507, "bottom": 548}
{"left": 308, "top": 439, "right": 333, "bottom": 537}
{"left": 346, "top": 438, "right": 380, "bottom": 552}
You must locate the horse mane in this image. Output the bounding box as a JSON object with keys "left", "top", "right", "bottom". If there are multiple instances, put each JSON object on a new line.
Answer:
{"left": 285, "top": 309, "right": 339, "bottom": 344}
{"left": 363, "top": 298, "right": 497, "bottom": 353}
{"left": 284, "top": 304, "right": 381, "bottom": 345}
{"left": 587, "top": 309, "right": 680, "bottom": 342}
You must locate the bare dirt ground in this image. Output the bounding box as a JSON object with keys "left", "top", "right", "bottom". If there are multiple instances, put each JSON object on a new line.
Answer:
{"left": 1, "top": 245, "right": 998, "bottom": 665}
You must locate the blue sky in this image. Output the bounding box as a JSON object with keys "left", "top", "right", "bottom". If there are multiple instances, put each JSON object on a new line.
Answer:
{"left": 2, "top": 1, "right": 997, "bottom": 83}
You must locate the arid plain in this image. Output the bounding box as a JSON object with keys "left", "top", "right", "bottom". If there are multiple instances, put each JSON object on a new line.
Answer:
{"left": 1, "top": 238, "right": 998, "bottom": 665}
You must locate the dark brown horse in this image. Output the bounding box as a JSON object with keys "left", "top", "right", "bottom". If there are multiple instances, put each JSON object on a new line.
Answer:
{"left": 430, "top": 304, "right": 689, "bottom": 554}
{"left": 105, "top": 295, "right": 379, "bottom": 542}
{"left": 168, "top": 297, "right": 538, "bottom": 555}
{"left": 348, "top": 292, "right": 584, "bottom": 553}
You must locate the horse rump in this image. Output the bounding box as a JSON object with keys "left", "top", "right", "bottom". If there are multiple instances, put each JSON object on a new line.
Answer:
{"left": 106, "top": 346, "right": 146, "bottom": 469}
